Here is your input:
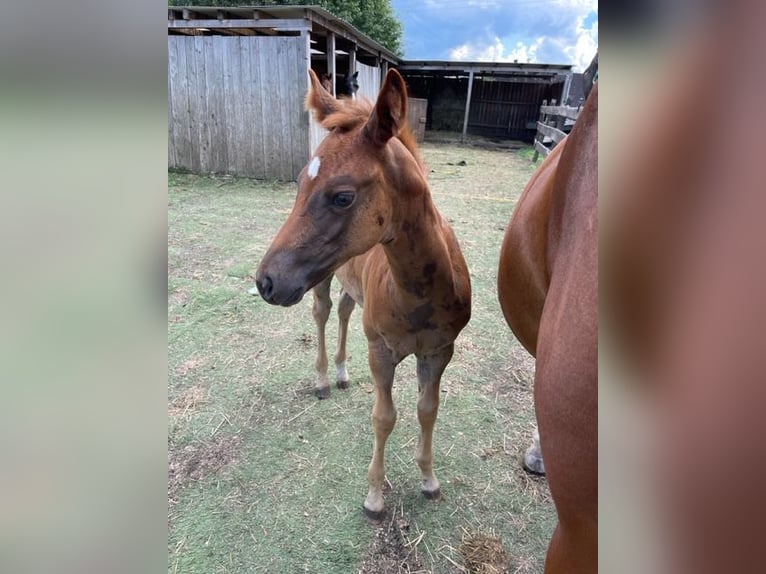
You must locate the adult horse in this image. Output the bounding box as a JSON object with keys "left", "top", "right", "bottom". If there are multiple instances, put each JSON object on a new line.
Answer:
{"left": 497, "top": 77, "right": 597, "bottom": 571}
{"left": 256, "top": 69, "right": 471, "bottom": 519}
{"left": 319, "top": 71, "right": 359, "bottom": 98}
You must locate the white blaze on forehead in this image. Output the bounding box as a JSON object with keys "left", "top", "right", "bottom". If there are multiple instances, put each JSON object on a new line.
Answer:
{"left": 308, "top": 156, "right": 321, "bottom": 179}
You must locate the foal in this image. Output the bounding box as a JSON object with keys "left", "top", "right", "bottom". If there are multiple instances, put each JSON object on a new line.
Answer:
{"left": 256, "top": 69, "right": 471, "bottom": 518}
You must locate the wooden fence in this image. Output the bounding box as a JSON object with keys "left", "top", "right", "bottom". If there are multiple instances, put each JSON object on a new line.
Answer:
{"left": 168, "top": 34, "right": 310, "bottom": 180}
{"left": 532, "top": 99, "right": 582, "bottom": 161}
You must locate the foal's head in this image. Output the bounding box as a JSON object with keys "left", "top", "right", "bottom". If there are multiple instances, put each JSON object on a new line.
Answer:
{"left": 256, "top": 68, "right": 423, "bottom": 306}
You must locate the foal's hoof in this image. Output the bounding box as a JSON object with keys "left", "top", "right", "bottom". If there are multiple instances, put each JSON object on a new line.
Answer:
{"left": 315, "top": 386, "right": 331, "bottom": 400}
{"left": 336, "top": 379, "right": 350, "bottom": 390}
{"left": 421, "top": 487, "right": 441, "bottom": 501}
{"left": 363, "top": 505, "right": 386, "bottom": 523}
{"left": 522, "top": 455, "right": 546, "bottom": 476}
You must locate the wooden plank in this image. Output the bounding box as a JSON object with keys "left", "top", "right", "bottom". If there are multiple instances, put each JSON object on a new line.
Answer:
{"left": 168, "top": 19, "right": 310, "bottom": 30}
{"left": 209, "top": 37, "right": 229, "bottom": 174}
{"left": 195, "top": 36, "right": 213, "bottom": 173}
{"left": 167, "top": 43, "right": 176, "bottom": 168}
{"left": 534, "top": 140, "right": 550, "bottom": 158}
{"left": 185, "top": 37, "right": 201, "bottom": 173}
{"left": 536, "top": 121, "right": 567, "bottom": 144}
{"left": 176, "top": 37, "right": 194, "bottom": 171}
{"left": 243, "top": 37, "right": 261, "bottom": 178}
{"left": 222, "top": 37, "right": 241, "bottom": 175}
{"left": 259, "top": 38, "right": 279, "bottom": 180}
{"left": 275, "top": 36, "right": 291, "bottom": 181}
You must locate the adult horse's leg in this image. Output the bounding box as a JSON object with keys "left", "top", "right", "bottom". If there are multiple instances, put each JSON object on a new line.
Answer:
{"left": 334, "top": 289, "right": 355, "bottom": 389}
{"left": 363, "top": 338, "right": 397, "bottom": 521}
{"left": 522, "top": 426, "right": 546, "bottom": 475}
{"left": 535, "top": 310, "right": 597, "bottom": 573}
{"left": 311, "top": 276, "right": 333, "bottom": 399}
{"left": 414, "top": 345, "right": 454, "bottom": 500}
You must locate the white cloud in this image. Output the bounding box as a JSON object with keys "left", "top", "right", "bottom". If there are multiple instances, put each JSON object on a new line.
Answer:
{"left": 565, "top": 16, "right": 598, "bottom": 71}
{"left": 449, "top": 36, "right": 544, "bottom": 63}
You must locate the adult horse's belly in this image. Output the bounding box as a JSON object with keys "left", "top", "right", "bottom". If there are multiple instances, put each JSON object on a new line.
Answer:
{"left": 497, "top": 141, "right": 565, "bottom": 356}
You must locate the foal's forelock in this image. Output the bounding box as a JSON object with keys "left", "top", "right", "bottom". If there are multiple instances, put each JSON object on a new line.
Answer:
{"left": 307, "top": 74, "right": 424, "bottom": 173}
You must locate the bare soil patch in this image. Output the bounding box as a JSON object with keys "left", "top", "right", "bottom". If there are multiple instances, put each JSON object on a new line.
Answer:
{"left": 167, "top": 434, "right": 241, "bottom": 511}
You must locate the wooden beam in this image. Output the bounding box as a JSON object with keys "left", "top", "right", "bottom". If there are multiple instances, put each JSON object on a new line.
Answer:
{"left": 305, "top": 11, "right": 398, "bottom": 64}
{"left": 461, "top": 69, "right": 475, "bottom": 143}
{"left": 168, "top": 19, "right": 311, "bottom": 31}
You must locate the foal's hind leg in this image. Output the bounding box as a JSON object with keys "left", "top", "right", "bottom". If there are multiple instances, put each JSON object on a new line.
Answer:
{"left": 334, "top": 289, "right": 355, "bottom": 389}
{"left": 522, "top": 426, "right": 546, "bottom": 475}
{"left": 311, "top": 276, "right": 333, "bottom": 399}
{"left": 415, "top": 345, "right": 454, "bottom": 500}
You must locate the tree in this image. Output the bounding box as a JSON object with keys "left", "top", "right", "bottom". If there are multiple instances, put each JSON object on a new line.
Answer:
{"left": 169, "top": 0, "right": 404, "bottom": 56}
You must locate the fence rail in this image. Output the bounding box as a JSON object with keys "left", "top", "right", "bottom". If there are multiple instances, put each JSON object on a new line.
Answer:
{"left": 532, "top": 99, "right": 582, "bottom": 161}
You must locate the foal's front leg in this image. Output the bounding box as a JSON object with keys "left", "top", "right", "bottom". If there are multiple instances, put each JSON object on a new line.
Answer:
{"left": 415, "top": 345, "right": 454, "bottom": 500}
{"left": 334, "top": 289, "right": 355, "bottom": 389}
{"left": 311, "top": 276, "right": 333, "bottom": 399}
{"left": 363, "top": 337, "right": 397, "bottom": 521}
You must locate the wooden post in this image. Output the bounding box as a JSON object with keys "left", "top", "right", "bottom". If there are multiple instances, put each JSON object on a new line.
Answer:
{"left": 461, "top": 69, "right": 475, "bottom": 143}
{"left": 532, "top": 99, "right": 546, "bottom": 162}
{"left": 349, "top": 44, "right": 357, "bottom": 76}
{"left": 326, "top": 32, "right": 336, "bottom": 97}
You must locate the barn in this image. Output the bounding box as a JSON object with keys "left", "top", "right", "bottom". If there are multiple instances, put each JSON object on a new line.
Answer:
{"left": 168, "top": 5, "right": 398, "bottom": 180}
{"left": 399, "top": 61, "right": 573, "bottom": 143}
{"left": 168, "top": 6, "right": 574, "bottom": 180}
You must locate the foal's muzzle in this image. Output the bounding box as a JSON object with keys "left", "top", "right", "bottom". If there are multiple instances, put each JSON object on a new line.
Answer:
{"left": 255, "top": 272, "right": 306, "bottom": 307}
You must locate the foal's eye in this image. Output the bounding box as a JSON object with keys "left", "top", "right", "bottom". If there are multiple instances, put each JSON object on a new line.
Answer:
{"left": 331, "top": 192, "right": 355, "bottom": 208}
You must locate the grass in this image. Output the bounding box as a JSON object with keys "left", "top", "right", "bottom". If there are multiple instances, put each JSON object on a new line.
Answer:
{"left": 168, "top": 141, "right": 553, "bottom": 573}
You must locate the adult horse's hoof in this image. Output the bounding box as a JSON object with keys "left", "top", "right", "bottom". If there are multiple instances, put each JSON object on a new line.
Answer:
{"left": 315, "top": 386, "right": 331, "bottom": 400}
{"left": 363, "top": 505, "right": 386, "bottom": 523}
{"left": 421, "top": 487, "right": 441, "bottom": 500}
{"left": 336, "top": 379, "right": 350, "bottom": 390}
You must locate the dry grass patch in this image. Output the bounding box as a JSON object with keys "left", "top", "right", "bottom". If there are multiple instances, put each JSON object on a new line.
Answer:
{"left": 460, "top": 529, "right": 509, "bottom": 574}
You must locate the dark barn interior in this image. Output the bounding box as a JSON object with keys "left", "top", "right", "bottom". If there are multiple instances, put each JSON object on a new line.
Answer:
{"left": 399, "top": 61, "right": 572, "bottom": 143}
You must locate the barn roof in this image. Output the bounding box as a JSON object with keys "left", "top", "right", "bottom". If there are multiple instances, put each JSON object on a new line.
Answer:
{"left": 168, "top": 5, "right": 400, "bottom": 65}
{"left": 398, "top": 60, "right": 572, "bottom": 83}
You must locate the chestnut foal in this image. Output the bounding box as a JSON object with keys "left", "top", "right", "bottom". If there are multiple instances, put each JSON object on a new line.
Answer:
{"left": 256, "top": 69, "right": 471, "bottom": 519}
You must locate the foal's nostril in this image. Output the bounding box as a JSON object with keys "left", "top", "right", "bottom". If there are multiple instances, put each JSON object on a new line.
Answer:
{"left": 256, "top": 275, "right": 274, "bottom": 301}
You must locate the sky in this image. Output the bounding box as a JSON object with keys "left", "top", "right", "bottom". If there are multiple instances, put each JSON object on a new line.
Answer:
{"left": 390, "top": 0, "right": 598, "bottom": 72}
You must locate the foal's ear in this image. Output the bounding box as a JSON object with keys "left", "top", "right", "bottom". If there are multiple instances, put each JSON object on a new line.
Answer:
{"left": 365, "top": 69, "right": 408, "bottom": 147}
{"left": 306, "top": 69, "right": 341, "bottom": 121}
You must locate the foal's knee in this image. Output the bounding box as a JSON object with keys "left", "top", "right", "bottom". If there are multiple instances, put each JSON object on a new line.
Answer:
{"left": 372, "top": 408, "right": 397, "bottom": 434}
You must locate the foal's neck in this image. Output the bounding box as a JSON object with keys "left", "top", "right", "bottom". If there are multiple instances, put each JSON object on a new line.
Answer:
{"left": 382, "top": 160, "right": 454, "bottom": 300}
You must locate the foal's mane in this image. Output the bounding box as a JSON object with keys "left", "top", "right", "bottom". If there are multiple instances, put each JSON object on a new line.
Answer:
{"left": 309, "top": 96, "right": 425, "bottom": 172}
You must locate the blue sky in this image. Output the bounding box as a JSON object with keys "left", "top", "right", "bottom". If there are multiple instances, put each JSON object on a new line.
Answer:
{"left": 390, "top": 0, "right": 598, "bottom": 71}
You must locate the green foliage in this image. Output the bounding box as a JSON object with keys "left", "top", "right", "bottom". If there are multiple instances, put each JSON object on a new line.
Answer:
{"left": 168, "top": 0, "right": 404, "bottom": 56}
